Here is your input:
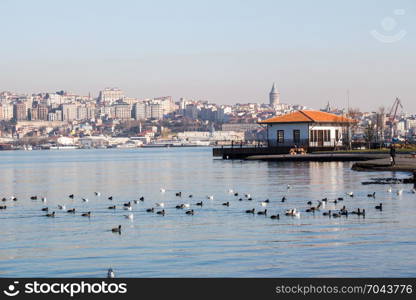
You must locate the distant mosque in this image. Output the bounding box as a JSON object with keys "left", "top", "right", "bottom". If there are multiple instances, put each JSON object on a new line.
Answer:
{"left": 269, "top": 82, "right": 280, "bottom": 107}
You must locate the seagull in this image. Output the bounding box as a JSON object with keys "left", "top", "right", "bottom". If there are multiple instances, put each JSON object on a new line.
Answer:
{"left": 107, "top": 268, "right": 115, "bottom": 278}
{"left": 346, "top": 192, "right": 354, "bottom": 197}
{"left": 124, "top": 206, "right": 132, "bottom": 211}
{"left": 82, "top": 198, "right": 89, "bottom": 202}
{"left": 228, "top": 189, "right": 234, "bottom": 194}
{"left": 285, "top": 209, "right": 300, "bottom": 217}
{"left": 160, "top": 188, "right": 166, "bottom": 193}
{"left": 58, "top": 204, "right": 66, "bottom": 210}
{"left": 41, "top": 197, "right": 47, "bottom": 202}
{"left": 387, "top": 187, "right": 392, "bottom": 193}
{"left": 287, "top": 184, "right": 291, "bottom": 190}
{"left": 124, "top": 213, "right": 134, "bottom": 220}
{"left": 207, "top": 195, "right": 214, "bottom": 200}
{"left": 95, "top": 192, "right": 101, "bottom": 196}
{"left": 156, "top": 202, "right": 165, "bottom": 207}
{"left": 260, "top": 201, "right": 268, "bottom": 207}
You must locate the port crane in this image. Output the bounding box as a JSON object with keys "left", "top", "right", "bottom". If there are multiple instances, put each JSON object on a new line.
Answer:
{"left": 387, "top": 97, "right": 403, "bottom": 140}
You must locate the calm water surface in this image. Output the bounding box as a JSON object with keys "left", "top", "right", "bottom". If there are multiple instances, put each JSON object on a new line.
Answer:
{"left": 0, "top": 148, "right": 415, "bottom": 277}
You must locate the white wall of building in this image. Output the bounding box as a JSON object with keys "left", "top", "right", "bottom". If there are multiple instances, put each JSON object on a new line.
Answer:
{"left": 267, "top": 123, "right": 309, "bottom": 144}
{"left": 267, "top": 123, "right": 344, "bottom": 147}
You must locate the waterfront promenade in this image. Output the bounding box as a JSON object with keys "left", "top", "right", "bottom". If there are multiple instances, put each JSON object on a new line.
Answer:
{"left": 245, "top": 153, "right": 388, "bottom": 162}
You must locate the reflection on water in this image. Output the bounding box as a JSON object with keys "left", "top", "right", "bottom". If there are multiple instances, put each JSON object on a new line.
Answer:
{"left": 0, "top": 148, "right": 415, "bottom": 277}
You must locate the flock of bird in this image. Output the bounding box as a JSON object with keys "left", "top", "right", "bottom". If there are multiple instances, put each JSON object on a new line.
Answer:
{"left": 1, "top": 184, "right": 414, "bottom": 230}
{"left": 1, "top": 184, "right": 414, "bottom": 278}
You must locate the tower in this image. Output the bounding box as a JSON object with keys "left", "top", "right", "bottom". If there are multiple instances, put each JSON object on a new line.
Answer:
{"left": 269, "top": 83, "right": 280, "bottom": 107}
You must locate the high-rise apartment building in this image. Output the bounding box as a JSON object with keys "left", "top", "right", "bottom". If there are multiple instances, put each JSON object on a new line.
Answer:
{"left": 98, "top": 88, "right": 124, "bottom": 106}
{"left": 61, "top": 103, "right": 78, "bottom": 121}
{"left": 13, "top": 102, "right": 27, "bottom": 121}
{"left": 134, "top": 102, "right": 147, "bottom": 120}
{"left": 114, "top": 103, "right": 131, "bottom": 120}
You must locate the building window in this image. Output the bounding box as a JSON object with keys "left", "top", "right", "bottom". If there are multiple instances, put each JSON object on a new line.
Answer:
{"left": 277, "top": 130, "right": 284, "bottom": 144}
{"left": 310, "top": 130, "right": 317, "bottom": 142}
{"left": 310, "top": 129, "right": 331, "bottom": 143}
{"left": 335, "top": 129, "right": 340, "bottom": 141}
{"left": 323, "top": 130, "right": 331, "bottom": 142}
{"left": 293, "top": 130, "right": 300, "bottom": 144}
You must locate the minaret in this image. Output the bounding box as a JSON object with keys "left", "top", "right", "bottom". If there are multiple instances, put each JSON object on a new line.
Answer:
{"left": 269, "top": 82, "right": 280, "bottom": 107}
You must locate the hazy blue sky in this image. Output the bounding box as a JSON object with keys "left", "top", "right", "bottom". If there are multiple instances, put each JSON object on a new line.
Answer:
{"left": 0, "top": 0, "right": 414, "bottom": 112}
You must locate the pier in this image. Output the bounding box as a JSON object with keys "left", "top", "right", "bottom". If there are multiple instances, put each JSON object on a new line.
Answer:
{"left": 212, "top": 145, "right": 343, "bottom": 159}
{"left": 245, "top": 153, "right": 389, "bottom": 162}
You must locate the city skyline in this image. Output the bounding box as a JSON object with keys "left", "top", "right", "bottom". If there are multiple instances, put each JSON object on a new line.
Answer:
{"left": 0, "top": 0, "right": 414, "bottom": 112}
{"left": 0, "top": 84, "right": 411, "bottom": 114}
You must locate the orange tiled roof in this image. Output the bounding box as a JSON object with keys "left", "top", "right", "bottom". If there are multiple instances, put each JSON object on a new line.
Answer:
{"left": 258, "top": 110, "right": 356, "bottom": 124}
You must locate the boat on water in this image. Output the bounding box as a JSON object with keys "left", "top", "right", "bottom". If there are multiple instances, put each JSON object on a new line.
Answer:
{"left": 116, "top": 143, "right": 138, "bottom": 149}
{"left": 142, "top": 140, "right": 211, "bottom": 148}
{"left": 49, "top": 145, "right": 78, "bottom": 150}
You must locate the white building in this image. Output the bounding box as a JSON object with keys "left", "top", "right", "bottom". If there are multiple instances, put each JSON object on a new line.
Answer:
{"left": 98, "top": 88, "right": 124, "bottom": 105}
{"left": 134, "top": 102, "right": 148, "bottom": 120}
{"left": 61, "top": 103, "right": 78, "bottom": 121}
{"left": 259, "top": 110, "right": 356, "bottom": 148}
{"left": 0, "top": 103, "right": 13, "bottom": 120}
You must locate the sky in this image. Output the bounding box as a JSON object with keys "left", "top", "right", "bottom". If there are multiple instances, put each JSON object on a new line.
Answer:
{"left": 0, "top": 0, "right": 415, "bottom": 112}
